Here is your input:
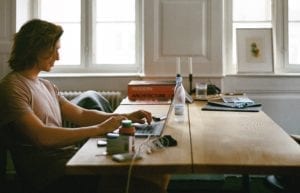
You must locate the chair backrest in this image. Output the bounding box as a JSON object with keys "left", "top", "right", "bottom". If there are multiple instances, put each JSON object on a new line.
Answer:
{"left": 0, "top": 142, "right": 7, "bottom": 180}
{"left": 0, "top": 125, "right": 22, "bottom": 180}
{"left": 0, "top": 126, "right": 36, "bottom": 193}
{"left": 70, "top": 90, "right": 113, "bottom": 113}
{"left": 0, "top": 125, "right": 8, "bottom": 180}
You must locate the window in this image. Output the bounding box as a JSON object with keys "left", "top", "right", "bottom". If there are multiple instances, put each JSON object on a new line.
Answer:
{"left": 288, "top": 0, "right": 300, "bottom": 66}
{"left": 232, "top": 0, "right": 272, "bottom": 68}
{"left": 40, "top": 0, "right": 81, "bottom": 66}
{"left": 95, "top": 0, "right": 136, "bottom": 65}
{"left": 17, "top": 0, "right": 141, "bottom": 74}
{"left": 231, "top": 0, "right": 300, "bottom": 73}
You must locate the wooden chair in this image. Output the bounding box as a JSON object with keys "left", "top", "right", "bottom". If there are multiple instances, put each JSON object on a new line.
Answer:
{"left": 290, "top": 134, "right": 300, "bottom": 144}
{"left": 265, "top": 134, "right": 300, "bottom": 192}
{"left": 0, "top": 142, "right": 7, "bottom": 180}
{"left": 0, "top": 127, "right": 8, "bottom": 181}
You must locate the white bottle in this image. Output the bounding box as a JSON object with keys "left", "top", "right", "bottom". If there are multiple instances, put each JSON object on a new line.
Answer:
{"left": 173, "top": 75, "right": 186, "bottom": 122}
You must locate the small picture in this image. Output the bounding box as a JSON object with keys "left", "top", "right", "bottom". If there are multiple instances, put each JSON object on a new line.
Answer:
{"left": 237, "top": 28, "right": 273, "bottom": 73}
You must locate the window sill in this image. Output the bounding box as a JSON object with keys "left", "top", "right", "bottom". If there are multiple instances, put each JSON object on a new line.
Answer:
{"left": 39, "top": 72, "right": 145, "bottom": 78}
{"left": 226, "top": 73, "right": 300, "bottom": 78}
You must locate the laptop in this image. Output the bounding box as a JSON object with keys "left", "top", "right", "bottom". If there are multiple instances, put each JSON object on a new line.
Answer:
{"left": 133, "top": 105, "right": 172, "bottom": 137}
{"left": 133, "top": 120, "right": 166, "bottom": 137}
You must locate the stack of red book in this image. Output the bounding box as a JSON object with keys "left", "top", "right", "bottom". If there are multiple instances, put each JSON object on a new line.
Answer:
{"left": 128, "top": 80, "right": 175, "bottom": 101}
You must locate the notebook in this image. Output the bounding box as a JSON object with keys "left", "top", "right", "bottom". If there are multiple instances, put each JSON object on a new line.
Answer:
{"left": 202, "top": 101, "right": 262, "bottom": 112}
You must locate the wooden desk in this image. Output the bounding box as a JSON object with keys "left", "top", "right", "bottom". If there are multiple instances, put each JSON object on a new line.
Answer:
{"left": 66, "top": 104, "right": 192, "bottom": 175}
{"left": 190, "top": 101, "right": 300, "bottom": 174}
{"left": 66, "top": 101, "right": 300, "bottom": 176}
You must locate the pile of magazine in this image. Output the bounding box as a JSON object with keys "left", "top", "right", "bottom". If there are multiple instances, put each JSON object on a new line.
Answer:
{"left": 202, "top": 94, "right": 262, "bottom": 112}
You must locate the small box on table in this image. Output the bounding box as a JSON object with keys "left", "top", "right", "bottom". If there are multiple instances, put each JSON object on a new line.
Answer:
{"left": 128, "top": 80, "right": 175, "bottom": 101}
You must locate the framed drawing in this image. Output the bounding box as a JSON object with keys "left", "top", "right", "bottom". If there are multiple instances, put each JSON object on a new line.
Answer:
{"left": 236, "top": 28, "right": 273, "bottom": 73}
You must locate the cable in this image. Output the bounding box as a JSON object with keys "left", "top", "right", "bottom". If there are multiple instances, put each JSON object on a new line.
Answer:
{"left": 125, "top": 135, "right": 152, "bottom": 193}
{"left": 124, "top": 135, "right": 167, "bottom": 193}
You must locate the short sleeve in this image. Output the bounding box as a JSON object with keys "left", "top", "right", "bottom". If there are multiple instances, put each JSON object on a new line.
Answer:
{"left": 0, "top": 76, "right": 32, "bottom": 127}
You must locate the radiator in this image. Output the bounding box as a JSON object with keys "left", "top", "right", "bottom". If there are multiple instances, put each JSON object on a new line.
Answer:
{"left": 60, "top": 90, "right": 123, "bottom": 110}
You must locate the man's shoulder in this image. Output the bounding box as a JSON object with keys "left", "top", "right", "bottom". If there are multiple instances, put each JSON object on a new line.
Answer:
{"left": 0, "top": 72, "right": 18, "bottom": 91}
{"left": 38, "top": 77, "right": 50, "bottom": 84}
{"left": 0, "top": 72, "right": 29, "bottom": 93}
{"left": 39, "top": 78, "right": 57, "bottom": 91}
{"left": 0, "top": 71, "right": 24, "bottom": 86}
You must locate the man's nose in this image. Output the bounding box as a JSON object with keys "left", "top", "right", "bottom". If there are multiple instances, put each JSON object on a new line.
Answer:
{"left": 55, "top": 51, "right": 60, "bottom": 60}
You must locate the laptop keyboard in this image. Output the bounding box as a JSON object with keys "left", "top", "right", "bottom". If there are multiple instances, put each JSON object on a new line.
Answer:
{"left": 136, "top": 124, "right": 154, "bottom": 133}
{"left": 133, "top": 121, "right": 165, "bottom": 137}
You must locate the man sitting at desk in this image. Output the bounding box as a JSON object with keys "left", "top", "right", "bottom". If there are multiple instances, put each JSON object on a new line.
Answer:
{"left": 0, "top": 19, "right": 168, "bottom": 193}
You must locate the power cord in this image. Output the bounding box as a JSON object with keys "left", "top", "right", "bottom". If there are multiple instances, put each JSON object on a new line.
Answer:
{"left": 125, "top": 135, "right": 152, "bottom": 193}
{"left": 125, "top": 135, "right": 169, "bottom": 193}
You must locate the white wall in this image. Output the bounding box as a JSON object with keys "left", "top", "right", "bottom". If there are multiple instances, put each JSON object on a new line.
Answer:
{"left": 0, "top": 0, "right": 15, "bottom": 79}
{"left": 224, "top": 75, "right": 300, "bottom": 134}
{"left": 1, "top": 0, "right": 300, "bottom": 134}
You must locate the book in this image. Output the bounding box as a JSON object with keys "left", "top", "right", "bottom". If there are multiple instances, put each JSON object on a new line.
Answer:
{"left": 207, "top": 101, "right": 261, "bottom": 108}
{"left": 202, "top": 104, "right": 261, "bottom": 112}
{"left": 128, "top": 80, "right": 175, "bottom": 101}
{"left": 201, "top": 100, "right": 262, "bottom": 112}
{"left": 221, "top": 95, "right": 254, "bottom": 104}
{"left": 121, "top": 97, "right": 172, "bottom": 105}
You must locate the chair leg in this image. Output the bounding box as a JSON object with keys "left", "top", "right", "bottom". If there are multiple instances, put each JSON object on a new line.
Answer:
{"left": 265, "top": 175, "right": 284, "bottom": 191}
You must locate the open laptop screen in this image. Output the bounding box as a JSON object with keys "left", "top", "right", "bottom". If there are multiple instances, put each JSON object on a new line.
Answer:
{"left": 133, "top": 120, "right": 166, "bottom": 137}
{"left": 113, "top": 105, "right": 171, "bottom": 137}
{"left": 133, "top": 104, "right": 171, "bottom": 137}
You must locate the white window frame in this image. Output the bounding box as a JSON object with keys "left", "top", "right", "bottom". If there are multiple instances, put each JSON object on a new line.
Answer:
{"left": 225, "top": 0, "right": 300, "bottom": 74}
{"left": 17, "top": 0, "right": 143, "bottom": 75}
{"left": 280, "top": 0, "right": 300, "bottom": 73}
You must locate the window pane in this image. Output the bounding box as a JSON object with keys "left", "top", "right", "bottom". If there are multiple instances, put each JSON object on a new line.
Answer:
{"left": 96, "top": 0, "right": 135, "bottom": 22}
{"left": 232, "top": 0, "right": 272, "bottom": 65}
{"left": 288, "top": 0, "right": 300, "bottom": 65}
{"left": 288, "top": 23, "right": 300, "bottom": 65}
{"left": 233, "top": 0, "right": 271, "bottom": 22}
{"left": 289, "top": 0, "right": 300, "bottom": 21}
{"left": 56, "top": 24, "right": 81, "bottom": 65}
{"left": 96, "top": 23, "right": 135, "bottom": 64}
{"left": 40, "top": 0, "right": 80, "bottom": 22}
{"left": 40, "top": 0, "right": 81, "bottom": 65}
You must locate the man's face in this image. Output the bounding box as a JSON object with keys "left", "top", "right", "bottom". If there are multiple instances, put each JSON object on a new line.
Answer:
{"left": 37, "top": 40, "right": 61, "bottom": 72}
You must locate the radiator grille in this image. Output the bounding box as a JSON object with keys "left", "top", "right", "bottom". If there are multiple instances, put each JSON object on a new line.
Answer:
{"left": 60, "top": 90, "right": 123, "bottom": 110}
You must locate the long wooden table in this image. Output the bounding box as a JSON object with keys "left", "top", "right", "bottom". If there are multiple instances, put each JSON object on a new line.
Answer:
{"left": 190, "top": 101, "right": 300, "bottom": 175}
{"left": 66, "top": 104, "right": 192, "bottom": 175}
{"left": 66, "top": 101, "right": 300, "bottom": 176}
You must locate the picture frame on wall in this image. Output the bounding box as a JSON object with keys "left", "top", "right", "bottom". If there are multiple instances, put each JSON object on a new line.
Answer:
{"left": 236, "top": 28, "right": 273, "bottom": 73}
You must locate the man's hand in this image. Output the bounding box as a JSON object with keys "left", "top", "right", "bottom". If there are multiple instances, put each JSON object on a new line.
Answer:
{"left": 126, "top": 110, "right": 152, "bottom": 124}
